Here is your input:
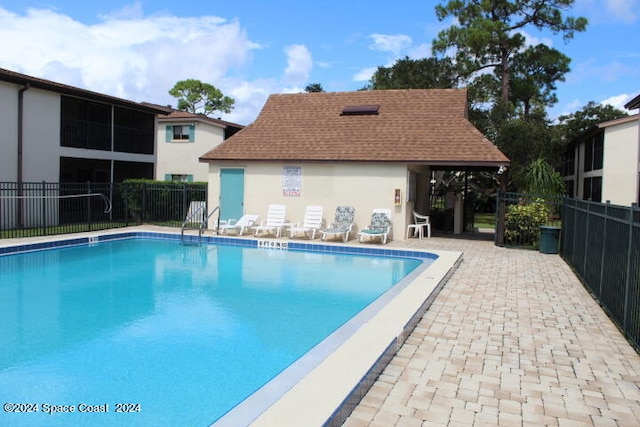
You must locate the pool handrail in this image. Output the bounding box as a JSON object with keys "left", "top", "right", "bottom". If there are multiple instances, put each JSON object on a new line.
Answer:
{"left": 181, "top": 205, "right": 220, "bottom": 244}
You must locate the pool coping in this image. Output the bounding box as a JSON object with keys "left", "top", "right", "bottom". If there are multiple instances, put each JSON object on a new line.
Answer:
{"left": 0, "top": 228, "right": 462, "bottom": 426}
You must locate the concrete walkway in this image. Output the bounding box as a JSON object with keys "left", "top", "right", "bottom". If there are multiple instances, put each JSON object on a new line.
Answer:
{"left": 344, "top": 235, "right": 640, "bottom": 427}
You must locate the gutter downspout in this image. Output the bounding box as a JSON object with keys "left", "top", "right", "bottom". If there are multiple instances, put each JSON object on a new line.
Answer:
{"left": 17, "top": 83, "right": 30, "bottom": 227}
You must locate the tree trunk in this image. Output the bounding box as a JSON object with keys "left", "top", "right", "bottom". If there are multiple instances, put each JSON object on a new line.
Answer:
{"left": 501, "top": 47, "right": 509, "bottom": 103}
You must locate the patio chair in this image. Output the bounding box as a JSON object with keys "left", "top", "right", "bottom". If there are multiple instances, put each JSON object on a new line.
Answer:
{"left": 184, "top": 201, "right": 206, "bottom": 225}
{"left": 253, "top": 204, "right": 287, "bottom": 237}
{"left": 288, "top": 205, "right": 324, "bottom": 239}
{"left": 406, "top": 210, "right": 431, "bottom": 239}
{"left": 319, "top": 206, "right": 355, "bottom": 242}
{"left": 218, "top": 214, "right": 259, "bottom": 236}
{"left": 358, "top": 208, "right": 392, "bottom": 244}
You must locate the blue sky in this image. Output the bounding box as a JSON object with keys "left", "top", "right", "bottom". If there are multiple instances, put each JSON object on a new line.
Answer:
{"left": 0, "top": 0, "right": 639, "bottom": 125}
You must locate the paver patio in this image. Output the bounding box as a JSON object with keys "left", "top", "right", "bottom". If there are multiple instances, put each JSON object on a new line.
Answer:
{"left": 343, "top": 235, "right": 640, "bottom": 427}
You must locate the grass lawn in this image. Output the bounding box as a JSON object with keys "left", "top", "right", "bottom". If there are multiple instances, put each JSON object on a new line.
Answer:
{"left": 0, "top": 222, "right": 132, "bottom": 239}
{"left": 473, "top": 212, "right": 496, "bottom": 229}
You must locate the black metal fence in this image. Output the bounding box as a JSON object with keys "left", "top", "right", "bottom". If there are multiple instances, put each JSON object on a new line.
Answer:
{"left": 495, "top": 191, "right": 564, "bottom": 249}
{"left": 561, "top": 199, "right": 640, "bottom": 349}
{"left": 0, "top": 181, "right": 206, "bottom": 239}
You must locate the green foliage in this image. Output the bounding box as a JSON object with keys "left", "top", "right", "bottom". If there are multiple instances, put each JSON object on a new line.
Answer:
{"left": 304, "top": 83, "right": 324, "bottom": 93}
{"left": 509, "top": 44, "right": 571, "bottom": 116}
{"left": 522, "top": 158, "right": 566, "bottom": 197}
{"left": 556, "top": 101, "right": 628, "bottom": 143}
{"left": 504, "top": 200, "right": 550, "bottom": 248}
{"left": 365, "top": 56, "right": 460, "bottom": 90}
{"left": 493, "top": 110, "right": 565, "bottom": 190}
{"left": 168, "top": 79, "right": 234, "bottom": 117}
{"left": 119, "top": 179, "right": 206, "bottom": 222}
{"left": 119, "top": 179, "right": 147, "bottom": 221}
{"left": 430, "top": 1, "right": 586, "bottom": 198}
{"left": 433, "top": 0, "right": 587, "bottom": 103}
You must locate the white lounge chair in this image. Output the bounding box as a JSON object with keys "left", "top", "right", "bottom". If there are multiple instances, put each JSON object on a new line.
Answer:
{"left": 218, "top": 214, "right": 259, "bottom": 236}
{"left": 358, "top": 208, "right": 392, "bottom": 244}
{"left": 319, "top": 206, "right": 355, "bottom": 242}
{"left": 406, "top": 210, "right": 431, "bottom": 239}
{"left": 288, "top": 205, "right": 324, "bottom": 239}
{"left": 184, "top": 201, "right": 206, "bottom": 225}
{"left": 253, "top": 204, "right": 287, "bottom": 237}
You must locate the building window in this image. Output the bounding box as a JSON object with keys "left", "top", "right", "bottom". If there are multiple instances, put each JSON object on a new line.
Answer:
{"left": 165, "top": 174, "right": 193, "bottom": 182}
{"left": 173, "top": 126, "right": 190, "bottom": 140}
{"left": 561, "top": 147, "right": 575, "bottom": 176}
{"left": 564, "top": 180, "right": 574, "bottom": 198}
{"left": 60, "top": 96, "right": 112, "bottom": 151}
{"left": 593, "top": 132, "right": 604, "bottom": 170}
{"left": 165, "top": 125, "right": 195, "bottom": 142}
{"left": 583, "top": 176, "right": 602, "bottom": 202}
{"left": 584, "top": 131, "right": 604, "bottom": 172}
{"left": 113, "top": 107, "right": 155, "bottom": 155}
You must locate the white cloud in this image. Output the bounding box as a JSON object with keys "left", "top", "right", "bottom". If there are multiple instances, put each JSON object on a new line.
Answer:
{"left": 516, "top": 30, "right": 553, "bottom": 48}
{"left": 356, "top": 33, "right": 423, "bottom": 84}
{"left": 605, "top": 0, "right": 639, "bottom": 22}
{"left": 549, "top": 98, "right": 583, "bottom": 122}
{"left": 352, "top": 67, "right": 377, "bottom": 82}
{"left": 407, "top": 43, "right": 431, "bottom": 59}
{"left": 223, "top": 79, "right": 275, "bottom": 123}
{"left": 281, "top": 86, "right": 306, "bottom": 94}
{"left": 600, "top": 93, "right": 635, "bottom": 110}
{"left": 0, "top": 6, "right": 265, "bottom": 124}
{"left": 567, "top": 58, "right": 639, "bottom": 87}
{"left": 282, "top": 44, "right": 313, "bottom": 87}
{"left": 552, "top": 94, "right": 637, "bottom": 121}
{"left": 575, "top": 0, "right": 639, "bottom": 23}
{"left": 368, "top": 34, "right": 412, "bottom": 55}
{"left": 100, "top": 1, "right": 145, "bottom": 20}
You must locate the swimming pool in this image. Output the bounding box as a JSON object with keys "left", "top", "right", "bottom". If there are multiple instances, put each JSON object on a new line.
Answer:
{"left": 0, "top": 230, "right": 459, "bottom": 426}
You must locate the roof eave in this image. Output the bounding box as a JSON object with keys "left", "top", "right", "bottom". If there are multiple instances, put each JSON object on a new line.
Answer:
{"left": 624, "top": 94, "right": 640, "bottom": 110}
{"left": 160, "top": 116, "right": 227, "bottom": 129}
{"left": 199, "top": 157, "right": 511, "bottom": 167}
{"left": 0, "top": 68, "right": 168, "bottom": 115}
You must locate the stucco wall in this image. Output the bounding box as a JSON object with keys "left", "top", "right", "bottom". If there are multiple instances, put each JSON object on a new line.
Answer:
{"left": 157, "top": 121, "right": 225, "bottom": 182}
{"left": 22, "top": 88, "right": 61, "bottom": 182}
{"left": 0, "top": 82, "right": 19, "bottom": 181}
{"left": 207, "top": 162, "right": 411, "bottom": 240}
{"left": 0, "top": 84, "right": 61, "bottom": 182}
{"left": 602, "top": 120, "right": 640, "bottom": 205}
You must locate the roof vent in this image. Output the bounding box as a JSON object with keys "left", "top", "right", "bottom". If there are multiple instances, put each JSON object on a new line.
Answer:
{"left": 341, "top": 104, "right": 379, "bottom": 115}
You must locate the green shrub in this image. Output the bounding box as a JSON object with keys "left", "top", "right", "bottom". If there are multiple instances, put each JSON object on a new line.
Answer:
{"left": 119, "top": 180, "right": 147, "bottom": 221}
{"left": 119, "top": 179, "right": 206, "bottom": 223}
{"left": 504, "top": 200, "right": 549, "bottom": 248}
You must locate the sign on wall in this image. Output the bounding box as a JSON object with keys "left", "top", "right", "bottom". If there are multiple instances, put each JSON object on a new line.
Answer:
{"left": 282, "top": 166, "right": 301, "bottom": 197}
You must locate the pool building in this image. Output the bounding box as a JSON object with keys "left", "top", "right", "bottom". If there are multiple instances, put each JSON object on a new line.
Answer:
{"left": 200, "top": 89, "right": 510, "bottom": 238}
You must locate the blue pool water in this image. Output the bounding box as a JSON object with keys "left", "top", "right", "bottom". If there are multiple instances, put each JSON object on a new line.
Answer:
{"left": 0, "top": 238, "right": 425, "bottom": 426}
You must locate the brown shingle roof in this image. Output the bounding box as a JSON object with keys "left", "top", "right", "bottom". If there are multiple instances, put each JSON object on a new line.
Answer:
{"left": 158, "top": 109, "right": 244, "bottom": 131}
{"left": 200, "top": 89, "right": 509, "bottom": 167}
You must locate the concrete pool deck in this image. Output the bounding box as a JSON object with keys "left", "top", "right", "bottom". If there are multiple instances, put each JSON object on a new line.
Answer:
{"left": 344, "top": 234, "right": 640, "bottom": 427}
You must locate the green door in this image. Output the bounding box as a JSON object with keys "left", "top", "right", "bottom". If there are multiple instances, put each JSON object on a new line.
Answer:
{"left": 220, "top": 168, "right": 245, "bottom": 221}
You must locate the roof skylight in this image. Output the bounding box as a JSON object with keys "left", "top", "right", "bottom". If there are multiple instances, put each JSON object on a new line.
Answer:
{"left": 341, "top": 104, "right": 380, "bottom": 115}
